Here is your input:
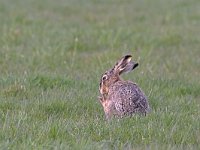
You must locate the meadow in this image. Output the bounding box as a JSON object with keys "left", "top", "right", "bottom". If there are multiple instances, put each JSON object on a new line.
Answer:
{"left": 0, "top": 0, "right": 200, "bottom": 149}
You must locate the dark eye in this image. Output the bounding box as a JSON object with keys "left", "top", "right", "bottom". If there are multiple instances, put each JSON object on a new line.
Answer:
{"left": 102, "top": 75, "right": 107, "bottom": 80}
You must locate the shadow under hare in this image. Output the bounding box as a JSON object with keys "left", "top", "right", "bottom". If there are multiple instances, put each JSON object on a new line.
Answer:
{"left": 98, "top": 55, "right": 150, "bottom": 119}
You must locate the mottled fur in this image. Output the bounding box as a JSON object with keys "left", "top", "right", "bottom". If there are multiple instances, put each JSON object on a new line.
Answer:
{"left": 99, "top": 55, "right": 150, "bottom": 119}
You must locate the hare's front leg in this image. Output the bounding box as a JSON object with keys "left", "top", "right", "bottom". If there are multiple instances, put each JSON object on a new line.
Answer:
{"left": 98, "top": 96, "right": 113, "bottom": 120}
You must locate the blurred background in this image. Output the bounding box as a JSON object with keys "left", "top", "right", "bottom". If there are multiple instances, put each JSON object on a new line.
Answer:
{"left": 0, "top": 0, "right": 199, "bottom": 80}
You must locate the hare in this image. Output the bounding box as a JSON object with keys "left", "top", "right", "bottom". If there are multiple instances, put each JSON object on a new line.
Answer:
{"left": 98, "top": 55, "right": 150, "bottom": 119}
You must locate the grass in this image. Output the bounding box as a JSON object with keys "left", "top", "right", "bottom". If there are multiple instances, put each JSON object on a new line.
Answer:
{"left": 0, "top": 0, "right": 200, "bottom": 149}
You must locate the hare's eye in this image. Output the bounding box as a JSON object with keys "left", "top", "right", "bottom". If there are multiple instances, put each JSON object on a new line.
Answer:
{"left": 102, "top": 75, "right": 107, "bottom": 80}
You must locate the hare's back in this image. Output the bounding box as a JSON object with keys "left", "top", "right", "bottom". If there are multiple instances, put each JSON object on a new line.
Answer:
{"left": 108, "top": 81, "right": 149, "bottom": 115}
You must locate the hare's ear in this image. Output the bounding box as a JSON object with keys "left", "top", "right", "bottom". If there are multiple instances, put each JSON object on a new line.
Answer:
{"left": 114, "top": 55, "right": 138, "bottom": 75}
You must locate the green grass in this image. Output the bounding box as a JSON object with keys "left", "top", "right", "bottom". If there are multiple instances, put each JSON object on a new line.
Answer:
{"left": 0, "top": 0, "right": 200, "bottom": 149}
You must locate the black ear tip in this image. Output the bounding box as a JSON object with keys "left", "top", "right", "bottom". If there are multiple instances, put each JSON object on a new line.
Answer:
{"left": 133, "top": 63, "right": 139, "bottom": 69}
{"left": 124, "top": 55, "right": 132, "bottom": 59}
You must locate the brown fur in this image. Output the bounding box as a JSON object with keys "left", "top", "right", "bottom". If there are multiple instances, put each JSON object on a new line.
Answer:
{"left": 98, "top": 55, "right": 150, "bottom": 119}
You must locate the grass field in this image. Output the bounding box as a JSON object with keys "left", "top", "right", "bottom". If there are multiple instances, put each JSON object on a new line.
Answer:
{"left": 0, "top": 0, "right": 200, "bottom": 149}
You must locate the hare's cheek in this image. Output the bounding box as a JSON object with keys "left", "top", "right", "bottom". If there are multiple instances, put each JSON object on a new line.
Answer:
{"left": 100, "top": 85, "right": 108, "bottom": 95}
{"left": 103, "top": 86, "right": 109, "bottom": 94}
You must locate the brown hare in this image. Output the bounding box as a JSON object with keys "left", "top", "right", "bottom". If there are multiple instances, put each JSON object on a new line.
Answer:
{"left": 99, "top": 55, "right": 150, "bottom": 119}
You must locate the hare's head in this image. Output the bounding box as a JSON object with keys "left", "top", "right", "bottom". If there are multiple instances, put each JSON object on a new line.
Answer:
{"left": 99, "top": 55, "right": 138, "bottom": 96}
